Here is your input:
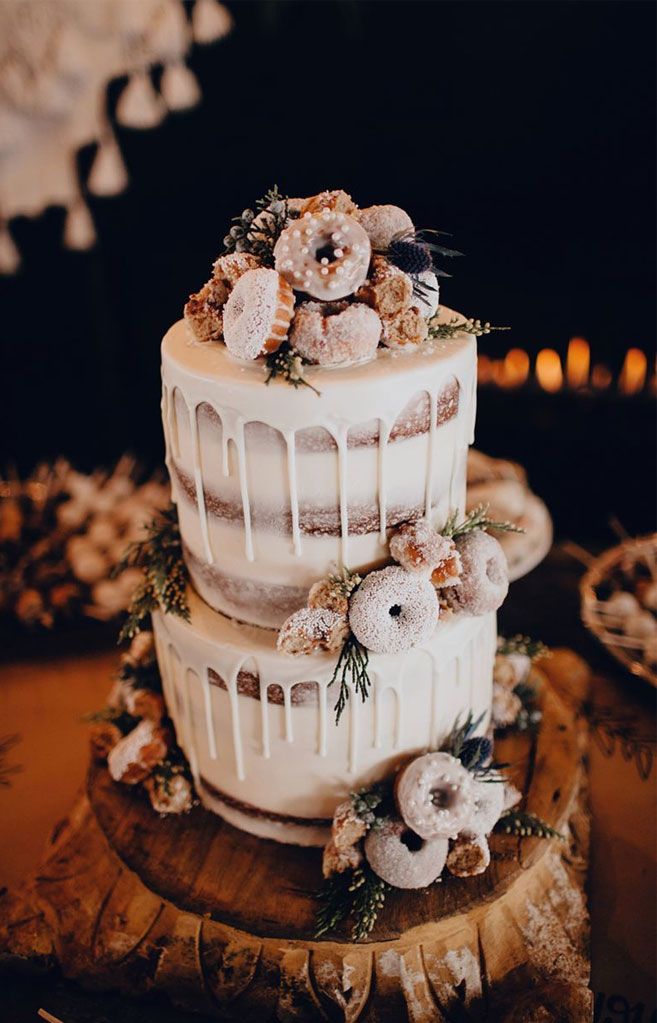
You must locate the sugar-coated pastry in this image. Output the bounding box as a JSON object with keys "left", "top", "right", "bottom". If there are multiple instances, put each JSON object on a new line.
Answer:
{"left": 358, "top": 204, "right": 414, "bottom": 250}
{"left": 415, "top": 270, "right": 440, "bottom": 319}
{"left": 289, "top": 301, "right": 381, "bottom": 367}
{"left": 212, "top": 251, "right": 260, "bottom": 289}
{"left": 468, "top": 777, "right": 506, "bottom": 835}
{"left": 107, "top": 719, "right": 169, "bottom": 785}
{"left": 223, "top": 268, "right": 295, "bottom": 360}
{"left": 356, "top": 255, "right": 413, "bottom": 318}
{"left": 277, "top": 606, "right": 349, "bottom": 656}
{"left": 395, "top": 751, "right": 475, "bottom": 840}
{"left": 364, "top": 817, "right": 448, "bottom": 889}
{"left": 145, "top": 772, "right": 194, "bottom": 815}
{"left": 390, "top": 519, "right": 457, "bottom": 576}
{"left": 446, "top": 833, "right": 491, "bottom": 877}
{"left": 381, "top": 305, "right": 429, "bottom": 349}
{"left": 300, "top": 190, "right": 359, "bottom": 218}
{"left": 274, "top": 211, "right": 371, "bottom": 300}
{"left": 447, "top": 531, "right": 509, "bottom": 616}
{"left": 348, "top": 565, "right": 438, "bottom": 655}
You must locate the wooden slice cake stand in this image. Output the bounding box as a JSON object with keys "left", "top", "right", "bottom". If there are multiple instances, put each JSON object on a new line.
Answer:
{"left": 0, "top": 652, "right": 592, "bottom": 1022}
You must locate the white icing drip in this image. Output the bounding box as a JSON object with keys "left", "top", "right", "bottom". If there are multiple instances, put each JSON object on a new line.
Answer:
{"left": 226, "top": 661, "right": 245, "bottom": 780}
{"left": 259, "top": 674, "right": 271, "bottom": 759}
{"left": 221, "top": 427, "right": 230, "bottom": 477}
{"left": 285, "top": 430, "right": 302, "bottom": 557}
{"left": 378, "top": 419, "right": 390, "bottom": 543}
{"left": 425, "top": 389, "right": 438, "bottom": 518}
{"left": 188, "top": 403, "right": 213, "bottom": 563}
{"left": 167, "top": 384, "right": 180, "bottom": 458}
{"left": 234, "top": 418, "right": 254, "bottom": 562}
{"left": 180, "top": 657, "right": 199, "bottom": 783}
{"left": 283, "top": 683, "right": 294, "bottom": 743}
{"left": 202, "top": 667, "right": 217, "bottom": 759}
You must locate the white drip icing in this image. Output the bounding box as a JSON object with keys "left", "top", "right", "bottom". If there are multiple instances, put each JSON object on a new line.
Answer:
{"left": 234, "top": 418, "right": 254, "bottom": 562}
{"left": 259, "top": 673, "right": 271, "bottom": 759}
{"left": 202, "top": 667, "right": 217, "bottom": 759}
{"left": 284, "top": 430, "right": 302, "bottom": 557}
{"left": 188, "top": 403, "right": 213, "bottom": 563}
{"left": 226, "top": 662, "right": 245, "bottom": 780}
{"left": 283, "top": 683, "right": 294, "bottom": 743}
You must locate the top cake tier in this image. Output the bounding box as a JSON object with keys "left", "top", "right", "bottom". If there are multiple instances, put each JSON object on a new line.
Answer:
{"left": 162, "top": 315, "right": 477, "bottom": 628}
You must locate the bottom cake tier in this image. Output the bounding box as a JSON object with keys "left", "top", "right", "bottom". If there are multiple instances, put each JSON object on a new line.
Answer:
{"left": 152, "top": 589, "right": 496, "bottom": 845}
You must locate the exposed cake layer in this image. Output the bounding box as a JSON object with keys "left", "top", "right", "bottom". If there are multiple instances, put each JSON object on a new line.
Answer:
{"left": 161, "top": 312, "right": 477, "bottom": 627}
{"left": 152, "top": 589, "right": 496, "bottom": 844}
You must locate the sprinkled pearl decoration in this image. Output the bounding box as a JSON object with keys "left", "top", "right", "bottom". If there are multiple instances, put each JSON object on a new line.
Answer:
{"left": 274, "top": 211, "right": 371, "bottom": 300}
{"left": 396, "top": 751, "right": 475, "bottom": 840}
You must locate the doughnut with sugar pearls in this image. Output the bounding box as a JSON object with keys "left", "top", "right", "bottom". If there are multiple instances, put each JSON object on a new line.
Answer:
{"left": 358, "top": 204, "right": 414, "bottom": 250}
{"left": 274, "top": 211, "right": 371, "bottom": 301}
{"left": 395, "top": 751, "right": 475, "bottom": 840}
{"left": 289, "top": 301, "right": 381, "bottom": 367}
{"left": 223, "top": 268, "right": 295, "bottom": 360}
{"left": 348, "top": 565, "right": 438, "bottom": 655}
{"left": 447, "top": 530, "right": 509, "bottom": 616}
{"left": 364, "top": 817, "right": 448, "bottom": 889}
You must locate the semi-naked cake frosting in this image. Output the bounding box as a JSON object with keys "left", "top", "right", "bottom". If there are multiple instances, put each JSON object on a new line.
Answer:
{"left": 153, "top": 188, "right": 506, "bottom": 845}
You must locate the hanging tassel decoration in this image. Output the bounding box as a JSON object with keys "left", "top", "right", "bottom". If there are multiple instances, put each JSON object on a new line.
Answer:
{"left": 192, "top": 0, "right": 233, "bottom": 44}
{"left": 87, "top": 134, "right": 129, "bottom": 197}
{"left": 64, "top": 199, "right": 97, "bottom": 251}
{"left": 160, "top": 61, "right": 201, "bottom": 111}
{"left": 116, "top": 70, "right": 167, "bottom": 130}
{"left": 0, "top": 224, "right": 21, "bottom": 274}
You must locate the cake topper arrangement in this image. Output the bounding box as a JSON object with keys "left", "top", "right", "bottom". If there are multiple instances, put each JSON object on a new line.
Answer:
{"left": 184, "top": 186, "right": 505, "bottom": 388}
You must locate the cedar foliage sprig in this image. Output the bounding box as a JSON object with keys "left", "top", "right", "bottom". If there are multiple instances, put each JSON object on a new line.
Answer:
{"left": 428, "top": 315, "right": 510, "bottom": 340}
{"left": 315, "top": 864, "right": 388, "bottom": 941}
{"left": 350, "top": 781, "right": 391, "bottom": 830}
{"left": 332, "top": 633, "right": 371, "bottom": 725}
{"left": 264, "top": 341, "right": 320, "bottom": 395}
{"left": 113, "top": 503, "right": 189, "bottom": 642}
{"left": 495, "top": 810, "right": 564, "bottom": 841}
{"left": 442, "top": 503, "right": 525, "bottom": 539}
{"left": 222, "top": 185, "right": 296, "bottom": 265}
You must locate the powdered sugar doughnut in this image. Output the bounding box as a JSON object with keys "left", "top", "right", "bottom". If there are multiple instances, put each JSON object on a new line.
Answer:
{"left": 274, "top": 211, "right": 371, "bottom": 300}
{"left": 289, "top": 301, "right": 381, "bottom": 367}
{"left": 277, "top": 606, "right": 349, "bottom": 656}
{"left": 364, "top": 817, "right": 448, "bottom": 889}
{"left": 358, "top": 204, "right": 414, "bottom": 250}
{"left": 415, "top": 270, "right": 440, "bottom": 319}
{"left": 447, "top": 531, "right": 509, "bottom": 615}
{"left": 396, "top": 751, "right": 475, "bottom": 840}
{"left": 300, "top": 190, "right": 359, "bottom": 218}
{"left": 223, "top": 268, "right": 295, "bottom": 360}
{"left": 348, "top": 565, "right": 438, "bottom": 655}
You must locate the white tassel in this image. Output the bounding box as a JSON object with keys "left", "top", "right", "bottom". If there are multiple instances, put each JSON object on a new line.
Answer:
{"left": 64, "top": 200, "right": 96, "bottom": 251}
{"left": 116, "top": 71, "right": 166, "bottom": 130}
{"left": 148, "top": 0, "right": 190, "bottom": 62}
{"left": 0, "top": 225, "right": 20, "bottom": 274}
{"left": 192, "top": 0, "right": 232, "bottom": 44}
{"left": 160, "top": 61, "right": 201, "bottom": 111}
{"left": 87, "top": 135, "right": 128, "bottom": 197}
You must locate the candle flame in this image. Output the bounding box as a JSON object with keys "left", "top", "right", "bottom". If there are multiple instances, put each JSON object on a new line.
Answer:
{"left": 566, "top": 337, "right": 590, "bottom": 389}
{"left": 502, "top": 348, "right": 530, "bottom": 388}
{"left": 591, "top": 363, "right": 613, "bottom": 390}
{"left": 535, "top": 349, "right": 563, "bottom": 393}
{"left": 618, "top": 347, "right": 647, "bottom": 395}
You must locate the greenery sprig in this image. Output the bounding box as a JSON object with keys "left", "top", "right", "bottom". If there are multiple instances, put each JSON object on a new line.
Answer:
{"left": 350, "top": 781, "right": 391, "bottom": 831}
{"left": 315, "top": 863, "right": 389, "bottom": 941}
{"left": 113, "top": 503, "right": 189, "bottom": 642}
{"left": 495, "top": 810, "right": 564, "bottom": 841}
{"left": 264, "top": 341, "right": 320, "bottom": 395}
{"left": 442, "top": 502, "right": 525, "bottom": 540}
{"left": 497, "top": 634, "right": 549, "bottom": 661}
{"left": 331, "top": 632, "right": 371, "bottom": 725}
{"left": 428, "top": 315, "right": 510, "bottom": 340}
{"left": 222, "top": 185, "right": 296, "bottom": 266}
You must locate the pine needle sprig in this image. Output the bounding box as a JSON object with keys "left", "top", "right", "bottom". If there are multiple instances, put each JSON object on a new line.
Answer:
{"left": 428, "top": 315, "right": 510, "bottom": 340}
{"left": 315, "top": 869, "right": 354, "bottom": 938}
{"left": 495, "top": 810, "right": 564, "bottom": 841}
{"left": 315, "top": 864, "right": 388, "bottom": 941}
{"left": 350, "top": 781, "right": 392, "bottom": 830}
{"left": 497, "top": 634, "right": 550, "bottom": 661}
{"left": 331, "top": 632, "right": 371, "bottom": 725}
{"left": 264, "top": 342, "right": 320, "bottom": 395}
{"left": 441, "top": 503, "right": 524, "bottom": 539}
{"left": 327, "top": 566, "right": 362, "bottom": 598}
{"left": 114, "top": 503, "right": 189, "bottom": 642}
{"left": 222, "top": 185, "right": 296, "bottom": 266}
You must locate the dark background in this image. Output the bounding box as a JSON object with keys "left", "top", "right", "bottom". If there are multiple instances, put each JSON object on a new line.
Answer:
{"left": 1, "top": 0, "right": 655, "bottom": 541}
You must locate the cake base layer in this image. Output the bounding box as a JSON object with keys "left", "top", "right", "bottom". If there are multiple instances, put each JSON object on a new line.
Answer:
{"left": 0, "top": 654, "right": 592, "bottom": 1022}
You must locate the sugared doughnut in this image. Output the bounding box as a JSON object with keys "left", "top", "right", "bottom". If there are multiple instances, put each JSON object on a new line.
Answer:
{"left": 446, "top": 833, "right": 491, "bottom": 877}
{"left": 415, "top": 270, "right": 440, "bottom": 319}
{"left": 447, "top": 531, "right": 509, "bottom": 616}
{"left": 212, "top": 252, "right": 260, "bottom": 289}
{"left": 222, "top": 268, "right": 295, "bottom": 360}
{"left": 390, "top": 519, "right": 457, "bottom": 576}
{"left": 348, "top": 565, "right": 438, "bottom": 655}
{"left": 277, "top": 606, "right": 349, "bottom": 656}
{"left": 381, "top": 306, "right": 429, "bottom": 349}
{"left": 358, "top": 204, "right": 414, "bottom": 251}
{"left": 300, "top": 190, "right": 359, "bottom": 218}
{"left": 274, "top": 211, "right": 371, "bottom": 301}
{"left": 289, "top": 301, "right": 381, "bottom": 367}
{"left": 184, "top": 277, "right": 227, "bottom": 343}
{"left": 468, "top": 777, "right": 506, "bottom": 835}
{"left": 364, "top": 817, "right": 448, "bottom": 889}
{"left": 308, "top": 578, "right": 350, "bottom": 616}
{"left": 395, "top": 751, "right": 475, "bottom": 840}
{"left": 356, "top": 255, "right": 413, "bottom": 318}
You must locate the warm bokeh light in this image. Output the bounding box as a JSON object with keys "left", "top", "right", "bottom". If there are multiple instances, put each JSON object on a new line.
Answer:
{"left": 535, "top": 349, "right": 563, "bottom": 393}
{"left": 591, "top": 363, "right": 613, "bottom": 390}
{"left": 566, "top": 337, "right": 590, "bottom": 389}
{"left": 619, "top": 347, "right": 648, "bottom": 395}
{"left": 502, "top": 348, "right": 530, "bottom": 388}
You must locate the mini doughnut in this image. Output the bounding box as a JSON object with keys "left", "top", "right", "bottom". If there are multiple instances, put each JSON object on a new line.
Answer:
{"left": 277, "top": 606, "right": 349, "bottom": 656}
{"left": 381, "top": 306, "right": 429, "bottom": 349}
{"left": 415, "top": 270, "right": 440, "bottom": 319}
{"left": 274, "top": 211, "right": 371, "bottom": 301}
{"left": 395, "top": 751, "right": 475, "bottom": 840}
{"left": 468, "top": 777, "right": 506, "bottom": 835}
{"left": 289, "top": 301, "right": 381, "bottom": 367}
{"left": 431, "top": 544, "right": 462, "bottom": 588}
{"left": 356, "top": 255, "right": 413, "bottom": 318}
{"left": 300, "top": 190, "right": 359, "bottom": 218}
{"left": 348, "top": 565, "right": 438, "bottom": 655}
{"left": 212, "top": 252, "right": 260, "bottom": 289}
{"left": 447, "top": 531, "right": 509, "bottom": 616}
{"left": 223, "top": 268, "right": 295, "bottom": 360}
{"left": 184, "top": 277, "right": 227, "bottom": 343}
{"left": 364, "top": 817, "right": 448, "bottom": 889}
{"left": 446, "top": 833, "right": 491, "bottom": 877}
{"left": 390, "top": 519, "right": 456, "bottom": 576}
{"left": 358, "top": 204, "right": 414, "bottom": 250}
{"left": 308, "top": 578, "right": 350, "bottom": 617}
